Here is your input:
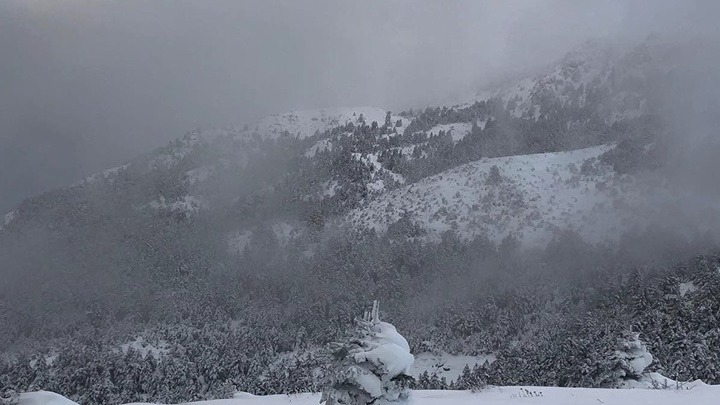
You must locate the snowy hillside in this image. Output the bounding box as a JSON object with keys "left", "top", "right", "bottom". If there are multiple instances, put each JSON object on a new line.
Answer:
{"left": 18, "top": 384, "right": 720, "bottom": 405}
{"left": 238, "top": 107, "right": 411, "bottom": 140}
{"left": 462, "top": 39, "right": 650, "bottom": 122}
{"left": 346, "top": 144, "right": 650, "bottom": 246}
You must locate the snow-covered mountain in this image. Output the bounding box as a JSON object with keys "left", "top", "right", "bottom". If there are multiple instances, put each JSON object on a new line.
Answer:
{"left": 0, "top": 39, "right": 685, "bottom": 248}
{"left": 465, "top": 39, "right": 661, "bottom": 123}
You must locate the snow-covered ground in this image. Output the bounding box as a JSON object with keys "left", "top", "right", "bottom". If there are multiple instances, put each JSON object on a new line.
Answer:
{"left": 425, "top": 123, "right": 473, "bottom": 143}
{"left": 19, "top": 383, "right": 719, "bottom": 405}
{"left": 19, "top": 391, "right": 80, "bottom": 405}
{"left": 347, "top": 144, "right": 647, "bottom": 246}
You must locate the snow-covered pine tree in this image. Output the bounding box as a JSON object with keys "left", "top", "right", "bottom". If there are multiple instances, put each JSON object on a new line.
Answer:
{"left": 610, "top": 331, "right": 654, "bottom": 387}
{"left": 321, "top": 301, "right": 415, "bottom": 405}
{"left": 455, "top": 364, "right": 488, "bottom": 392}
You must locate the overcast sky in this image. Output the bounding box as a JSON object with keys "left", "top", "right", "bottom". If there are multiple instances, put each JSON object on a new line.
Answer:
{"left": 0, "top": 0, "right": 717, "bottom": 211}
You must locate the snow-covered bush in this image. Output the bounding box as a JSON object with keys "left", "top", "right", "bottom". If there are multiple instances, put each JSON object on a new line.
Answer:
{"left": 610, "top": 331, "right": 654, "bottom": 386}
{"left": 321, "top": 301, "right": 415, "bottom": 405}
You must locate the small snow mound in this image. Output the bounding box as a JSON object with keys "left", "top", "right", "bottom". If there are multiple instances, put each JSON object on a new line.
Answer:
{"left": 621, "top": 372, "right": 706, "bottom": 390}
{"left": 18, "top": 391, "right": 79, "bottom": 405}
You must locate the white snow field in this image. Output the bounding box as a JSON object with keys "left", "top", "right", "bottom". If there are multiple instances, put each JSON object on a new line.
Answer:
{"left": 346, "top": 144, "right": 650, "bottom": 246}
{"left": 19, "top": 383, "right": 719, "bottom": 405}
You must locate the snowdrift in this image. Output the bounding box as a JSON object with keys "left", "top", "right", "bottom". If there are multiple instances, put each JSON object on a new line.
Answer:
{"left": 19, "top": 384, "right": 719, "bottom": 405}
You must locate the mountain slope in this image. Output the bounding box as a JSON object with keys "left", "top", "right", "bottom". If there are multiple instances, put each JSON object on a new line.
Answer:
{"left": 345, "top": 144, "right": 640, "bottom": 246}
{"left": 237, "top": 106, "right": 411, "bottom": 139}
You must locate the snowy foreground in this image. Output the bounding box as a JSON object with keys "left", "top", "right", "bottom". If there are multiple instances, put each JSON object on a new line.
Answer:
{"left": 19, "top": 384, "right": 720, "bottom": 405}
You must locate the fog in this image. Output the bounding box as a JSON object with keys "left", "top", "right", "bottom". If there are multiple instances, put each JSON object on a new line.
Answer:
{"left": 4, "top": 2, "right": 720, "bottom": 401}
{"left": 1, "top": 0, "right": 717, "bottom": 211}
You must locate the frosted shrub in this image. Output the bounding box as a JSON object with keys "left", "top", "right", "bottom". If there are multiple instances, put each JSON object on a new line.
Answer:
{"left": 321, "top": 301, "right": 414, "bottom": 405}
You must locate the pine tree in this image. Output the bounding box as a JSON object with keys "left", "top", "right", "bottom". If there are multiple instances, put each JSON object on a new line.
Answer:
{"left": 384, "top": 111, "right": 392, "bottom": 129}
{"left": 610, "top": 331, "right": 654, "bottom": 387}
{"left": 321, "top": 301, "right": 414, "bottom": 405}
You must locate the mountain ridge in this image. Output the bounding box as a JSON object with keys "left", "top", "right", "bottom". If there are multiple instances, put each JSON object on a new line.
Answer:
{"left": 0, "top": 38, "right": 672, "bottom": 245}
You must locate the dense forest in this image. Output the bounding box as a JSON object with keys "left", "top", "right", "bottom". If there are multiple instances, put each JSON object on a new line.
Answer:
{"left": 2, "top": 219, "right": 719, "bottom": 403}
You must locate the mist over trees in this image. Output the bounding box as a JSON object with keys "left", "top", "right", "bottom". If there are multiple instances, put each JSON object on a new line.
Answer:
{"left": 1, "top": 28, "right": 720, "bottom": 405}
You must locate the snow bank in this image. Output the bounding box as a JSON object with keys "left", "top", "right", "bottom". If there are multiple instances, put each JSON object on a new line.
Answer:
{"left": 620, "top": 372, "right": 705, "bottom": 390}
{"left": 23, "top": 384, "right": 720, "bottom": 405}
{"left": 18, "top": 391, "right": 79, "bottom": 405}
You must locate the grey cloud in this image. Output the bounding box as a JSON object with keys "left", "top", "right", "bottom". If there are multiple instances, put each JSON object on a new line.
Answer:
{"left": 0, "top": 0, "right": 716, "bottom": 210}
